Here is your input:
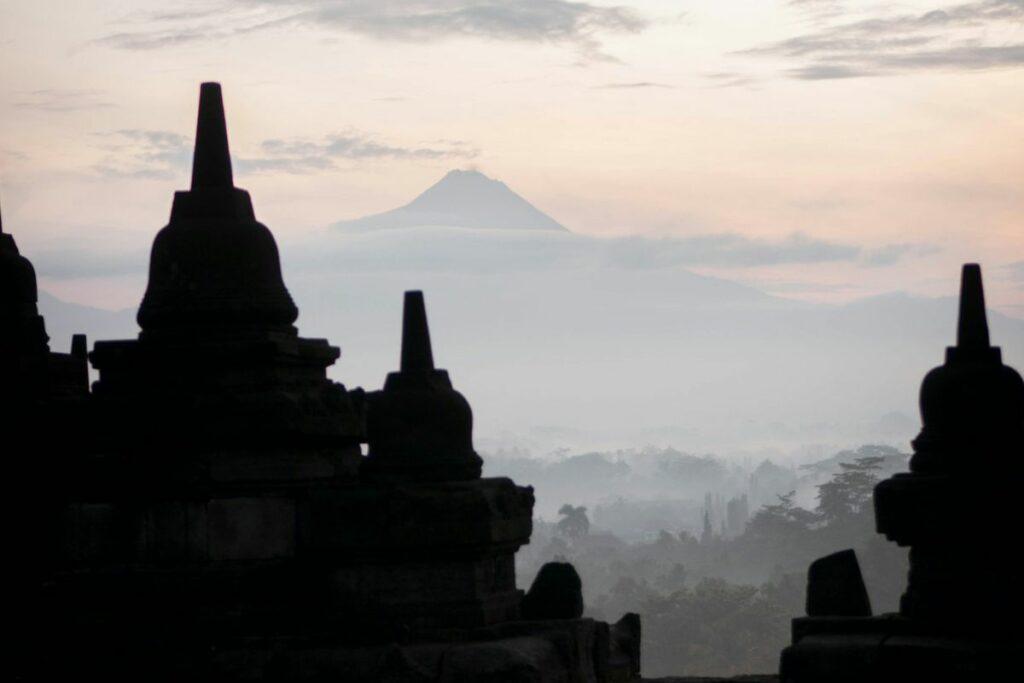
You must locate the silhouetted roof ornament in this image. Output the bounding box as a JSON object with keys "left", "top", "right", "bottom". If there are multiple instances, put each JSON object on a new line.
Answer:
{"left": 953, "top": 264, "right": 993, "bottom": 357}
{"left": 912, "top": 263, "right": 1024, "bottom": 472}
{"left": 363, "top": 291, "right": 483, "bottom": 482}
{"left": 400, "top": 290, "right": 435, "bottom": 373}
{"left": 137, "top": 82, "right": 298, "bottom": 335}
{"left": 0, "top": 197, "right": 41, "bottom": 315}
{"left": 190, "top": 82, "right": 234, "bottom": 190}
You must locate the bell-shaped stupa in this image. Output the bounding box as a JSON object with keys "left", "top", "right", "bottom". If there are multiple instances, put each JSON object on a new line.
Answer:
{"left": 909, "top": 264, "right": 1024, "bottom": 474}
{"left": 783, "top": 264, "right": 1024, "bottom": 682}
{"left": 138, "top": 83, "right": 298, "bottom": 335}
{"left": 364, "top": 290, "right": 483, "bottom": 481}
{"left": 90, "top": 82, "right": 362, "bottom": 469}
{"left": 0, "top": 199, "right": 88, "bottom": 402}
{"left": 0, "top": 199, "right": 49, "bottom": 381}
{"left": 876, "top": 264, "right": 1024, "bottom": 623}
{"left": 0, "top": 200, "right": 42, "bottom": 318}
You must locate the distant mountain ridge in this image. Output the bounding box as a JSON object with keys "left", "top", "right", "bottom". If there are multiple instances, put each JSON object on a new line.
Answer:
{"left": 332, "top": 169, "right": 567, "bottom": 232}
{"left": 37, "top": 291, "right": 137, "bottom": 350}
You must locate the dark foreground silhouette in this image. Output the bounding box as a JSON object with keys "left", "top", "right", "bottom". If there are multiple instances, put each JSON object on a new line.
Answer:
{"left": 2, "top": 82, "right": 1020, "bottom": 683}
{"left": 782, "top": 263, "right": 1024, "bottom": 682}
{"left": 2, "top": 83, "right": 638, "bottom": 682}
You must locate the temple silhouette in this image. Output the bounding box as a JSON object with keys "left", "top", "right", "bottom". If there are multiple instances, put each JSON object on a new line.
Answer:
{"left": 3, "top": 83, "right": 1021, "bottom": 682}
{"left": 2, "top": 83, "right": 639, "bottom": 682}
{"left": 781, "top": 263, "right": 1024, "bottom": 682}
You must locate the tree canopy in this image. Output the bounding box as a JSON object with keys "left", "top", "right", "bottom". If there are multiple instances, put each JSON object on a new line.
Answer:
{"left": 557, "top": 504, "right": 590, "bottom": 539}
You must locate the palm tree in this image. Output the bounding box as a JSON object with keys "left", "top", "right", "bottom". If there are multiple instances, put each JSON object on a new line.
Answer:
{"left": 557, "top": 504, "right": 590, "bottom": 539}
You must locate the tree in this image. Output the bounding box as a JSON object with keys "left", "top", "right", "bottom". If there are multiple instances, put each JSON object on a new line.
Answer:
{"left": 701, "top": 509, "right": 714, "bottom": 544}
{"left": 655, "top": 562, "right": 688, "bottom": 593}
{"left": 815, "top": 456, "right": 885, "bottom": 527}
{"left": 557, "top": 504, "right": 590, "bottom": 539}
{"left": 746, "top": 491, "right": 816, "bottom": 540}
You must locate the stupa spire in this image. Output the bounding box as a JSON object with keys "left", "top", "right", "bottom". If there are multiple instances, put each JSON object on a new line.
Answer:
{"left": 400, "top": 291, "right": 435, "bottom": 372}
{"left": 956, "top": 263, "right": 990, "bottom": 350}
{"left": 190, "top": 82, "right": 234, "bottom": 190}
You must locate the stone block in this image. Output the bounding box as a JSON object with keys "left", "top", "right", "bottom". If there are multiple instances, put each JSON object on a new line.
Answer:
{"left": 522, "top": 561, "right": 584, "bottom": 620}
{"left": 805, "top": 549, "right": 871, "bottom": 617}
{"left": 208, "top": 496, "right": 296, "bottom": 561}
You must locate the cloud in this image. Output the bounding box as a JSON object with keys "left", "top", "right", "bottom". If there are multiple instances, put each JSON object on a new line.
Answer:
{"left": 288, "top": 227, "right": 937, "bottom": 276}
{"left": 785, "top": 0, "right": 849, "bottom": 22}
{"left": 604, "top": 232, "right": 862, "bottom": 269}
{"left": 0, "top": 148, "right": 28, "bottom": 161}
{"left": 592, "top": 81, "right": 672, "bottom": 89}
{"left": 237, "top": 132, "right": 479, "bottom": 174}
{"left": 32, "top": 226, "right": 937, "bottom": 283}
{"left": 92, "top": 129, "right": 192, "bottom": 179}
{"left": 1005, "top": 261, "right": 1024, "bottom": 282}
{"left": 97, "top": 0, "right": 648, "bottom": 61}
{"left": 786, "top": 64, "right": 866, "bottom": 80}
{"left": 742, "top": 0, "right": 1024, "bottom": 78}
{"left": 703, "top": 72, "right": 759, "bottom": 88}
{"left": 12, "top": 89, "right": 114, "bottom": 112}
{"left": 89, "top": 127, "right": 472, "bottom": 178}
{"left": 754, "top": 280, "right": 856, "bottom": 295}
{"left": 861, "top": 243, "right": 941, "bottom": 267}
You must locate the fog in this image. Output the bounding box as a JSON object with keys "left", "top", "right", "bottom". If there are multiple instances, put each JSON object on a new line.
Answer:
{"left": 35, "top": 170, "right": 1024, "bottom": 462}
{"left": 484, "top": 443, "right": 914, "bottom": 676}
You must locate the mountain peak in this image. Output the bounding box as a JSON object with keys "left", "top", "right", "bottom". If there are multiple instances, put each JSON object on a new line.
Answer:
{"left": 439, "top": 168, "right": 492, "bottom": 182}
{"left": 333, "top": 169, "right": 567, "bottom": 233}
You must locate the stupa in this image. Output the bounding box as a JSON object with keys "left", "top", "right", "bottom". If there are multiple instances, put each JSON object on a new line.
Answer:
{"left": 89, "top": 82, "right": 364, "bottom": 475}
{"left": 0, "top": 200, "right": 88, "bottom": 402}
{"left": 781, "top": 264, "right": 1024, "bottom": 682}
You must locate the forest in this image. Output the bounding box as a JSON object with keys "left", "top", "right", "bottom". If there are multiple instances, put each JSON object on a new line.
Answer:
{"left": 489, "top": 445, "right": 910, "bottom": 677}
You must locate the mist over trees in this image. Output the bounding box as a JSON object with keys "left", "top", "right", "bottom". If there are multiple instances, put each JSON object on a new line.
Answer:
{"left": 492, "top": 444, "right": 910, "bottom": 677}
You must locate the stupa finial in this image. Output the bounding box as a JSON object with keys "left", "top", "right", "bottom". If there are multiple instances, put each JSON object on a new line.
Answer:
{"left": 400, "top": 291, "right": 435, "bottom": 372}
{"left": 190, "top": 82, "right": 234, "bottom": 190}
{"left": 956, "top": 263, "right": 990, "bottom": 350}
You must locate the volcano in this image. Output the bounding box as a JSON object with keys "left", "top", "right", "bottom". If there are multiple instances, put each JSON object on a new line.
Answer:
{"left": 331, "top": 169, "right": 567, "bottom": 232}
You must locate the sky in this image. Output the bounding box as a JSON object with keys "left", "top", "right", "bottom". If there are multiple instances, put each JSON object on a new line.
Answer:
{"left": 1, "top": 0, "right": 1023, "bottom": 315}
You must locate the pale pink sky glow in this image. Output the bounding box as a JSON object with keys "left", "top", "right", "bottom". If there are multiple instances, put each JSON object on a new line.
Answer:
{"left": 1, "top": 0, "right": 1022, "bottom": 314}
